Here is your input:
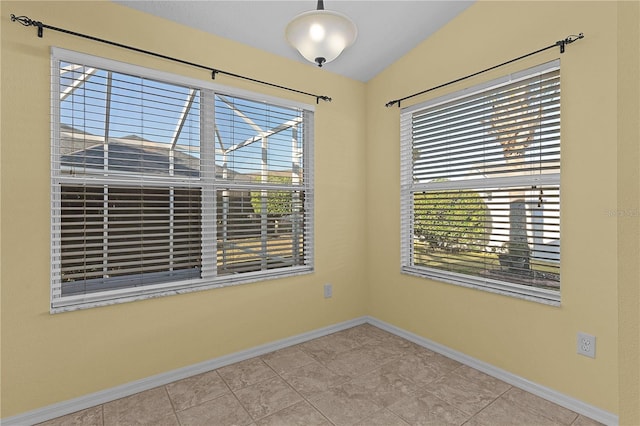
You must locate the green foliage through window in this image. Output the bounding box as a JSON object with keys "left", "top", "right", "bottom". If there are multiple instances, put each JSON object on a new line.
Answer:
{"left": 413, "top": 188, "right": 490, "bottom": 253}
{"left": 251, "top": 175, "right": 294, "bottom": 215}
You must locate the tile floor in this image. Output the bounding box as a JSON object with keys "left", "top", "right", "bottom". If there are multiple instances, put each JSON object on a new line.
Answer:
{"left": 38, "top": 324, "right": 604, "bottom": 426}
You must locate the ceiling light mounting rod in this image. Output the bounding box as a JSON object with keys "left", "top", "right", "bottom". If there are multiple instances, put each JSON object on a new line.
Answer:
{"left": 385, "top": 32, "right": 584, "bottom": 108}
{"left": 10, "top": 13, "right": 332, "bottom": 104}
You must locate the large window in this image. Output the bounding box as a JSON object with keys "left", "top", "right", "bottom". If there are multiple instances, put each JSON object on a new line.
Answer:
{"left": 400, "top": 61, "right": 560, "bottom": 303}
{"left": 51, "top": 48, "right": 314, "bottom": 311}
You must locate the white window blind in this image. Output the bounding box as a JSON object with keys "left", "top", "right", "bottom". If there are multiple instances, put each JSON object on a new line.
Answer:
{"left": 213, "top": 95, "right": 313, "bottom": 279}
{"left": 51, "top": 48, "right": 314, "bottom": 311}
{"left": 400, "top": 61, "right": 561, "bottom": 303}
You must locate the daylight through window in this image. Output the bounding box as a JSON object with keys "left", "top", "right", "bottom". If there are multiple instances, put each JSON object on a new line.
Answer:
{"left": 51, "top": 48, "right": 314, "bottom": 311}
{"left": 400, "top": 61, "right": 561, "bottom": 303}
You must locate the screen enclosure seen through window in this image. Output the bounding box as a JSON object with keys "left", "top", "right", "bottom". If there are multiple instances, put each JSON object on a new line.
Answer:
{"left": 51, "top": 48, "right": 314, "bottom": 312}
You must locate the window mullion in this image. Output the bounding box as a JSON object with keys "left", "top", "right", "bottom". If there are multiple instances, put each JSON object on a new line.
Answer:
{"left": 200, "top": 89, "right": 217, "bottom": 280}
{"left": 169, "top": 187, "right": 175, "bottom": 271}
{"left": 261, "top": 135, "right": 268, "bottom": 270}
{"left": 291, "top": 125, "right": 301, "bottom": 264}
{"left": 103, "top": 186, "right": 108, "bottom": 279}
{"left": 51, "top": 55, "right": 63, "bottom": 304}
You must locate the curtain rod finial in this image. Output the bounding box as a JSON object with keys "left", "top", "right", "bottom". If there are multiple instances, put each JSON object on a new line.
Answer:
{"left": 10, "top": 14, "right": 43, "bottom": 37}
{"left": 558, "top": 32, "right": 585, "bottom": 53}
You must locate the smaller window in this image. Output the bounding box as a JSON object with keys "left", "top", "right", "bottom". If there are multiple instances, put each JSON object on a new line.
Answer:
{"left": 400, "top": 61, "right": 561, "bottom": 304}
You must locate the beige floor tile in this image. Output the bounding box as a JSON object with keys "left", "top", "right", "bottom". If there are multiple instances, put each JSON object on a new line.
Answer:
{"left": 401, "top": 341, "right": 441, "bottom": 356}
{"left": 381, "top": 352, "right": 461, "bottom": 388}
{"left": 310, "top": 383, "right": 385, "bottom": 426}
{"left": 218, "top": 357, "right": 277, "bottom": 391}
{"left": 354, "top": 409, "right": 411, "bottom": 426}
{"left": 280, "top": 360, "right": 350, "bottom": 400}
{"left": 572, "top": 415, "right": 606, "bottom": 426}
{"left": 321, "top": 347, "right": 379, "bottom": 378}
{"left": 378, "top": 333, "right": 426, "bottom": 353}
{"left": 412, "top": 350, "right": 463, "bottom": 373}
{"left": 255, "top": 400, "right": 331, "bottom": 426}
{"left": 233, "top": 376, "right": 303, "bottom": 420}
{"left": 452, "top": 365, "right": 511, "bottom": 394}
{"left": 388, "top": 388, "right": 471, "bottom": 426}
{"left": 175, "top": 393, "right": 253, "bottom": 426}
{"left": 103, "top": 387, "right": 176, "bottom": 426}
{"left": 347, "top": 366, "right": 421, "bottom": 408}
{"left": 469, "top": 397, "right": 559, "bottom": 426}
{"left": 36, "top": 406, "right": 103, "bottom": 426}
{"left": 323, "top": 343, "right": 402, "bottom": 378}
{"left": 502, "top": 387, "right": 578, "bottom": 424}
{"left": 461, "top": 416, "right": 487, "bottom": 426}
{"left": 298, "top": 332, "right": 362, "bottom": 363}
{"left": 165, "top": 369, "right": 230, "bottom": 411}
{"left": 261, "top": 346, "right": 316, "bottom": 374}
{"left": 369, "top": 339, "right": 414, "bottom": 358}
{"left": 423, "top": 369, "right": 509, "bottom": 416}
{"left": 334, "top": 324, "right": 393, "bottom": 346}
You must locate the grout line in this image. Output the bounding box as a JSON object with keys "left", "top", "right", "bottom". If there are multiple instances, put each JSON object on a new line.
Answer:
{"left": 164, "top": 383, "right": 178, "bottom": 414}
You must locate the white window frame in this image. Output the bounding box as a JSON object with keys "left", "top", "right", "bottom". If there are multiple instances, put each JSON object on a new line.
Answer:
{"left": 400, "top": 61, "right": 561, "bottom": 305}
{"left": 50, "top": 48, "right": 314, "bottom": 313}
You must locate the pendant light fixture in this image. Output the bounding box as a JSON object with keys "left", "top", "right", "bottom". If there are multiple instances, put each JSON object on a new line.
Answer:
{"left": 285, "top": 0, "right": 358, "bottom": 67}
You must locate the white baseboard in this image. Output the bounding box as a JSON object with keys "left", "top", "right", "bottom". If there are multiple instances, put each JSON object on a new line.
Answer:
{"left": 366, "top": 316, "right": 619, "bottom": 426}
{"left": 2, "top": 315, "right": 618, "bottom": 426}
{"left": 0, "top": 317, "right": 367, "bottom": 426}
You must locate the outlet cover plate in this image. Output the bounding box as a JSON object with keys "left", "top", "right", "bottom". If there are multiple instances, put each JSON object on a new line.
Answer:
{"left": 324, "top": 283, "right": 332, "bottom": 298}
{"left": 577, "top": 332, "right": 596, "bottom": 358}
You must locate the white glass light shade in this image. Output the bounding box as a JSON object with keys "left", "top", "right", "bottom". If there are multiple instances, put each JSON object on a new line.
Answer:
{"left": 285, "top": 9, "right": 357, "bottom": 66}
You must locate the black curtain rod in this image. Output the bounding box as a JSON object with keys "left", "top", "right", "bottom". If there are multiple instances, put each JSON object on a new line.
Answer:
{"left": 385, "top": 33, "right": 584, "bottom": 108}
{"left": 10, "top": 14, "right": 332, "bottom": 104}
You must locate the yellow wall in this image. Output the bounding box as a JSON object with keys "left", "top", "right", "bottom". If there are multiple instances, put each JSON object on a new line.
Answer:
{"left": 1, "top": 0, "right": 639, "bottom": 423}
{"left": 366, "top": 0, "right": 626, "bottom": 417}
{"left": 617, "top": 1, "right": 640, "bottom": 424}
{"left": 0, "top": 1, "right": 367, "bottom": 417}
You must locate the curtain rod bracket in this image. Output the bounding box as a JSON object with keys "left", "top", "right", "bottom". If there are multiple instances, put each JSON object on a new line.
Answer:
{"left": 211, "top": 70, "right": 218, "bottom": 80}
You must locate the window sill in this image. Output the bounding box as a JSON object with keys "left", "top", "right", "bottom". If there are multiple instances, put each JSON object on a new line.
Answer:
{"left": 51, "top": 266, "right": 314, "bottom": 314}
{"left": 401, "top": 266, "right": 561, "bottom": 306}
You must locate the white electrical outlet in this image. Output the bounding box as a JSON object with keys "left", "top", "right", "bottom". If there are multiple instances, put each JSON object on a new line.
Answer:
{"left": 324, "top": 283, "right": 333, "bottom": 299}
{"left": 577, "top": 332, "right": 596, "bottom": 358}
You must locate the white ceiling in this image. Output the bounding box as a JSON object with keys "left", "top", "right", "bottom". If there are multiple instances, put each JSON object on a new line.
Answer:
{"left": 114, "top": 0, "right": 474, "bottom": 82}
